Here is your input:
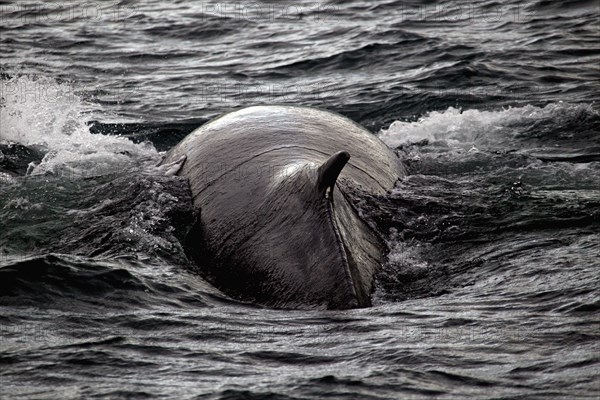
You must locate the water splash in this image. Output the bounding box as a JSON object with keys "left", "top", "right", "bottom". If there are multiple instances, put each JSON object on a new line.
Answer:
{"left": 0, "top": 75, "right": 158, "bottom": 177}
{"left": 379, "top": 103, "right": 599, "bottom": 150}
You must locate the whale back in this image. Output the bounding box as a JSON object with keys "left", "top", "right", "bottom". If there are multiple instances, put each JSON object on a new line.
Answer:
{"left": 163, "top": 106, "right": 404, "bottom": 309}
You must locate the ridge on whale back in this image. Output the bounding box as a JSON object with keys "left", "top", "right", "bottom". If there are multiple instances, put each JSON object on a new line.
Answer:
{"left": 161, "top": 105, "right": 405, "bottom": 309}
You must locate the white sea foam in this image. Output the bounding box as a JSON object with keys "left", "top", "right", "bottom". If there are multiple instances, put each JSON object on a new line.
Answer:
{"left": 0, "top": 75, "right": 158, "bottom": 177}
{"left": 379, "top": 103, "right": 596, "bottom": 149}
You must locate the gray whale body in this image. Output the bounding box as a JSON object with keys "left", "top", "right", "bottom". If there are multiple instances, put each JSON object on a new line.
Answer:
{"left": 162, "top": 106, "right": 405, "bottom": 309}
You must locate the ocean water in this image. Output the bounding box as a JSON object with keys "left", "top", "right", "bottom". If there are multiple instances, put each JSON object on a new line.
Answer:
{"left": 1, "top": 1, "right": 599, "bottom": 399}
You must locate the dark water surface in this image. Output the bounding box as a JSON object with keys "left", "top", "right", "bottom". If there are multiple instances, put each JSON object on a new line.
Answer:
{"left": 1, "top": 0, "right": 599, "bottom": 398}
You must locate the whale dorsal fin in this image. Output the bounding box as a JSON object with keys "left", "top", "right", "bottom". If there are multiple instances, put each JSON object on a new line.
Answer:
{"left": 317, "top": 151, "right": 350, "bottom": 197}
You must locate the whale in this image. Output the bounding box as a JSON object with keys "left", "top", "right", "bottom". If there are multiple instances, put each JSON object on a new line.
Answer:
{"left": 161, "top": 105, "right": 405, "bottom": 309}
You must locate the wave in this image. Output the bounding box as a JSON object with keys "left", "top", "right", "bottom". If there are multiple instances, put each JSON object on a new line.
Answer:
{"left": 0, "top": 254, "right": 149, "bottom": 308}
{"left": 0, "top": 253, "right": 226, "bottom": 310}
